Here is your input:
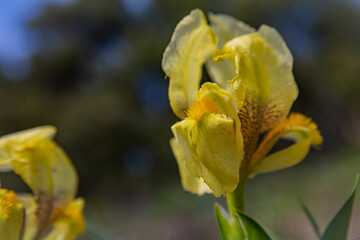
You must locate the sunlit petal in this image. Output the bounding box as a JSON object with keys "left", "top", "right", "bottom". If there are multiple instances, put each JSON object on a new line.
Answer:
{"left": 162, "top": 9, "right": 217, "bottom": 118}
{"left": 213, "top": 32, "right": 298, "bottom": 158}
{"left": 6, "top": 138, "right": 79, "bottom": 239}
{"left": 172, "top": 113, "right": 240, "bottom": 197}
{"left": 11, "top": 138, "right": 78, "bottom": 207}
{"left": 0, "top": 126, "right": 56, "bottom": 172}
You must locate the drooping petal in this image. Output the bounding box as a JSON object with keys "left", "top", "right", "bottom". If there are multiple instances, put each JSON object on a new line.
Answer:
{"left": 195, "top": 82, "right": 244, "bottom": 155}
{"left": 249, "top": 113, "right": 323, "bottom": 175}
{"left": 43, "top": 198, "right": 85, "bottom": 240}
{"left": 171, "top": 83, "right": 243, "bottom": 197}
{"left": 206, "top": 13, "right": 255, "bottom": 91}
{"left": 162, "top": 9, "right": 217, "bottom": 118}
{"left": 10, "top": 138, "right": 78, "bottom": 207}
{"left": 213, "top": 32, "right": 298, "bottom": 158}
{"left": 0, "top": 188, "right": 24, "bottom": 240}
{"left": 172, "top": 113, "right": 240, "bottom": 197}
{"left": 0, "top": 126, "right": 56, "bottom": 172}
{"left": 170, "top": 138, "right": 211, "bottom": 195}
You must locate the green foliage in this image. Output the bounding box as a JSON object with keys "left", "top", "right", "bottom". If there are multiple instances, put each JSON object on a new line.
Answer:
{"left": 301, "top": 174, "right": 359, "bottom": 240}
{"left": 300, "top": 198, "right": 321, "bottom": 239}
{"left": 215, "top": 204, "right": 271, "bottom": 240}
{"left": 321, "top": 174, "right": 359, "bottom": 240}
{"left": 216, "top": 174, "right": 359, "bottom": 240}
{"left": 215, "top": 204, "right": 244, "bottom": 240}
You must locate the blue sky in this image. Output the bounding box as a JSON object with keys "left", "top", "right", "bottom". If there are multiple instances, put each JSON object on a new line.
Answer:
{"left": 0, "top": 0, "right": 153, "bottom": 79}
{"left": 1, "top": 0, "right": 358, "bottom": 80}
{"left": 0, "top": 0, "right": 74, "bottom": 63}
{"left": 0, "top": 0, "right": 73, "bottom": 79}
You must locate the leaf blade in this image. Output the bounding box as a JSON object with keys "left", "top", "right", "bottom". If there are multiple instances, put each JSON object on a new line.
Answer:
{"left": 236, "top": 211, "right": 272, "bottom": 240}
{"left": 215, "top": 203, "right": 272, "bottom": 240}
{"left": 321, "top": 174, "right": 359, "bottom": 240}
{"left": 299, "top": 198, "right": 321, "bottom": 239}
{"left": 215, "top": 203, "right": 244, "bottom": 240}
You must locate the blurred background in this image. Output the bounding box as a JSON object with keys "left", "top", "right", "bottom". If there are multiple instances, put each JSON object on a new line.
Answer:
{"left": 0, "top": 0, "right": 360, "bottom": 239}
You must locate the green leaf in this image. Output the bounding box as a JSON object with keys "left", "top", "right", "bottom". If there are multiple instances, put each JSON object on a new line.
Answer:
{"left": 299, "top": 198, "right": 321, "bottom": 239}
{"left": 215, "top": 203, "right": 245, "bottom": 240}
{"left": 215, "top": 203, "right": 271, "bottom": 240}
{"left": 321, "top": 174, "right": 359, "bottom": 240}
{"left": 235, "top": 211, "right": 272, "bottom": 240}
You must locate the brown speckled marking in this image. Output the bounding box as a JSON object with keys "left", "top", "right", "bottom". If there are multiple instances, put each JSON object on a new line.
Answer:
{"left": 33, "top": 193, "right": 54, "bottom": 240}
{"left": 261, "top": 98, "right": 287, "bottom": 131}
{"left": 239, "top": 99, "right": 262, "bottom": 159}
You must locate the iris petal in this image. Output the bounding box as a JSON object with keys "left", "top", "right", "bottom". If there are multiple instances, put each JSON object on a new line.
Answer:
{"left": 11, "top": 138, "right": 78, "bottom": 206}
{"left": 0, "top": 188, "right": 24, "bottom": 240}
{"left": 43, "top": 198, "right": 85, "bottom": 240}
{"left": 206, "top": 13, "right": 255, "bottom": 92}
{"left": 172, "top": 113, "right": 240, "bottom": 197}
{"left": 170, "top": 138, "right": 212, "bottom": 195}
{"left": 250, "top": 113, "right": 323, "bottom": 175}
{"left": 0, "top": 126, "right": 56, "bottom": 172}
{"left": 213, "top": 32, "right": 298, "bottom": 159}
{"left": 162, "top": 9, "right": 217, "bottom": 118}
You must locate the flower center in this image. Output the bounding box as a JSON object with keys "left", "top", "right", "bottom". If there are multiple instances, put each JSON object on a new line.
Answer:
{"left": 186, "top": 98, "right": 218, "bottom": 120}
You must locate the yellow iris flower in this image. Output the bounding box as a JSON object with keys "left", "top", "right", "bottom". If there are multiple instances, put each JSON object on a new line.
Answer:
{"left": 0, "top": 126, "right": 85, "bottom": 240}
{"left": 163, "top": 9, "right": 323, "bottom": 197}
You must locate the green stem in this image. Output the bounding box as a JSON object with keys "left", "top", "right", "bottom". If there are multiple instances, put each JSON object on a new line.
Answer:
{"left": 226, "top": 177, "right": 247, "bottom": 218}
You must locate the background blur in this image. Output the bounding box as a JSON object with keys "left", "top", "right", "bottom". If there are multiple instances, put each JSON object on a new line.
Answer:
{"left": 1, "top": 0, "right": 360, "bottom": 239}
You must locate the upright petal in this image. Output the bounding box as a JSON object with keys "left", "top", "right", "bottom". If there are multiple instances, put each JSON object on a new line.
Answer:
{"left": 249, "top": 113, "right": 323, "bottom": 175}
{"left": 0, "top": 126, "right": 56, "bottom": 172}
{"left": 258, "top": 25, "right": 293, "bottom": 70}
{"left": 206, "top": 13, "right": 255, "bottom": 91}
{"left": 8, "top": 138, "right": 79, "bottom": 239}
{"left": 0, "top": 188, "right": 24, "bottom": 240}
{"left": 213, "top": 32, "right": 298, "bottom": 158}
{"left": 208, "top": 13, "right": 255, "bottom": 48}
{"left": 0, "top": 126, "right": 56, "bottom": 145}
{"left": 170, "top": 138, "right": 211, "bottom": 195}
{"left": 162, "top": 9, "right": 217, "bottom": 118}
{"left": 10, "top": 138, "right": 78, "bottom": 207}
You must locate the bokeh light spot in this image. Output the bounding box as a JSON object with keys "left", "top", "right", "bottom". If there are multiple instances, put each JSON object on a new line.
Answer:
{"left": 121, "top": 0, "right": 153, "bottom": 18}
